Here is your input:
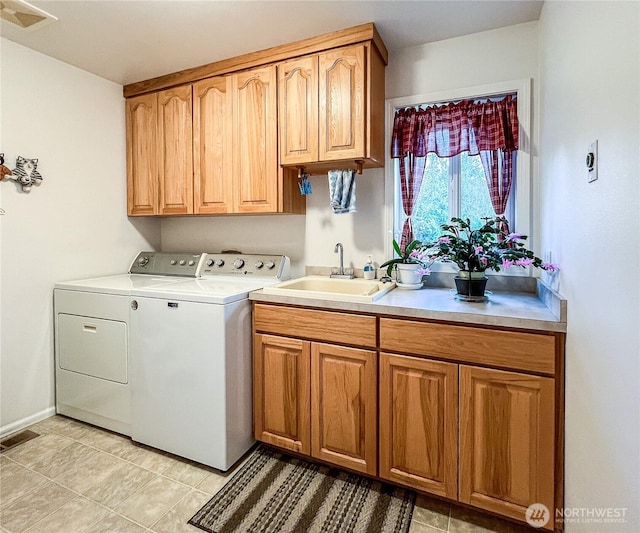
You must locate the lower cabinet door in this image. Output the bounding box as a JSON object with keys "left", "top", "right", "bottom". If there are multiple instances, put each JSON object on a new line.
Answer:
{"left": 253, "top": 334, "right": 310, "bottom": 454}
{"left": 379, "top": 353, "right": 458, "bottom": 498}
{"left": 459, "top": 365, "right": 555, "bottom": 529}
{"left": 311, "top": 343, "right": 377, "bottom": 475}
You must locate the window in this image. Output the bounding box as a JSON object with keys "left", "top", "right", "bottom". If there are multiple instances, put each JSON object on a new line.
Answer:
{"left": 411, "top": 150, "right": 516, "bottom": 244}
{"left": 386, "top": 80, "right": 532, "bottom": 274}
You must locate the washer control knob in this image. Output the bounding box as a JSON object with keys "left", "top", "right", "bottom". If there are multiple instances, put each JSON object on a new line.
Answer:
{"left": 215, "top": 259, "right": 225, "bottom": 267}
{"left": 265, "top": 261, "right": 276, "bottom": 270}
{"left": 206, "top": 259, "right": 214, "bottom": 267}
{"left": 255, "top": 261, "right": 264, "bottom": 269}
{"left": 179, "top": 259, "right": 186, "bottom": 266}
{"left": 170, "top": 259, "right": 177, "bottom": 265}
{"left": 188, "top": 260, "right": 195, "bottom": 266}
{"left": 138, "top": 256, "right": 150, "bottom": 267}
{"left": 233, "top": 258, "right": 245, "bottom": 269}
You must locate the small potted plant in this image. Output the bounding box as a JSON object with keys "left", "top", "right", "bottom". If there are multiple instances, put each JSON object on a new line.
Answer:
{"left": 423, "top": 217, "right": 558, "bottom": 298}
{"left": 380, "top": 239, "right": 431, "bottom": 286}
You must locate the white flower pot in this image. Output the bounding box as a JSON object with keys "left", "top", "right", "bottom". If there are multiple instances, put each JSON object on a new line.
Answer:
{"left": 396, "top": 263, "right": 423, "bottom": 285}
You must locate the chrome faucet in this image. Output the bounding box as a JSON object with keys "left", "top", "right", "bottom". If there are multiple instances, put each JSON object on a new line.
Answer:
{"left": 330, "top": 242, "right": 354, "bottom": 279}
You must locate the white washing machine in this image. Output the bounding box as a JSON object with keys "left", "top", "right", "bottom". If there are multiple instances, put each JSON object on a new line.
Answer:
{"left": 129, "top": 253, "right": 290, "bottom": 471}
{"left": 54, "top": 252, "right": 204, "bottom": 435}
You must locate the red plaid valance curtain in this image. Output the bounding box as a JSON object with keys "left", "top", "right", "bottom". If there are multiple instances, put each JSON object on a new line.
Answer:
{"left": 391, "top": 95, "right": 519, "bottom": 245}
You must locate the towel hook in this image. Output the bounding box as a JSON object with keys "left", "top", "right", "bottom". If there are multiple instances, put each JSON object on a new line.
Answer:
{"left": 355, "top": 160, "right": 364, "bottom": 175}
{"left": 296, "top": 166, "right": 306, "bottom": 181}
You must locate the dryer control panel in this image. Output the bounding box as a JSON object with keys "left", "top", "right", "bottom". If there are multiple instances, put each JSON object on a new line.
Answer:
{"left": 129, "top": 252, "right": 204, "bottom": 277}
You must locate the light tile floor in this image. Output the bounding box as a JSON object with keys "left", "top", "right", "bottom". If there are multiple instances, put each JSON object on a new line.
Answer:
{"left": 0, "top": 416, "right": 532, "bottom": 533}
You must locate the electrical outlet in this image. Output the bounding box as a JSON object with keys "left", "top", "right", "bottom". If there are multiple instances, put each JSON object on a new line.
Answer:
{"left": 587, "top": 140, "right": 598, "bottom": 182}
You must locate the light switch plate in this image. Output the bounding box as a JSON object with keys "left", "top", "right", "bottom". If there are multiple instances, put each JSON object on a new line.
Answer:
{"left": 587, "top": 140, "right": 598, "bottom": 182}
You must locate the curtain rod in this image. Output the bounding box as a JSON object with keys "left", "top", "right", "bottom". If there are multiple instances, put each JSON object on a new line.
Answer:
{"left": 397, "top": 92, "right": 516, "bottom": 112}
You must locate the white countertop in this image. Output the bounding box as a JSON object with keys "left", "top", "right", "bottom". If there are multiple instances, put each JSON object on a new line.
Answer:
{"left": 250, "top": 283, "right": 567, "bottom": 333}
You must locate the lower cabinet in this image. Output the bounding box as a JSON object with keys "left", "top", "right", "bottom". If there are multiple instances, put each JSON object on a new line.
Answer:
{"left": 253, "top": 333, "right": 377, "bottom": 475}
{"left": 311, "top": 342, "right": 377, "bottom": 475}
{"left": 253, "top": 305, "right": 562, "bottom": 532}
{"left": 379, "top": 353, "right": 458, "bottom": 499}
{"left": 253, "top": 334, "right": 310, "bottom": 454}
{"left": 459, "top": 366, "right": 555, "bottom": 523}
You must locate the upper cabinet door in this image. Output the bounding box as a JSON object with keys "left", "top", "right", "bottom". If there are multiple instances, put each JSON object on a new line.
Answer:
{"left": 232, "top": 66, "right": 278, "bottom": 213}
{"left": 126, "top": 93, "right": 158, "bottom": 216}
{"left": 157, "top": 86, "right": 193, "bottom": 215}
{"left": 459, "top": 366, "right": 555, "bottom": 527}
{"left": 318, "top": 44, "right": 365, "bottom": 161}
{"left": 278, "top": 56, "right": 319, "bottom": 165}
{"left": 193, "top": 77, "right": 233, "bottom": 214}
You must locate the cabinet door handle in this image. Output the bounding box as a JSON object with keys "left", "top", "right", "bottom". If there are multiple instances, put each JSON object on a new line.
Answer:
{"left": 83, "top": 324, "right": 97, "bottom": 332}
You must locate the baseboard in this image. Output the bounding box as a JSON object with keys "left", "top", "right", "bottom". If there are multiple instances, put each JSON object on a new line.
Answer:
{"left": 0, "top": 406, "right": 56, "bottom": 439}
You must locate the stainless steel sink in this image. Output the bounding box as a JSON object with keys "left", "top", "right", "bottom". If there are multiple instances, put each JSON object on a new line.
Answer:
{"left": 261, "top": 276, "right": 396, "bottom": 303}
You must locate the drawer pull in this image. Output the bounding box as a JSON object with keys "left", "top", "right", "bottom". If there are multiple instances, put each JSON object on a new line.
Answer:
{"left": 83, "top": 324, "right": 97, "bottom": 333}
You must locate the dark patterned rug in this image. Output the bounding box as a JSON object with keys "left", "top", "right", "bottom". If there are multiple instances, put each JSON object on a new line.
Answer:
{"left": 189, "top": 445, "right": 415, "bottom": 533}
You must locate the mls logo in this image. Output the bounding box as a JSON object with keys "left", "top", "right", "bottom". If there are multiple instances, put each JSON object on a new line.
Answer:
{"left": 526, "top": 503, "right": 550, "bottom": 528}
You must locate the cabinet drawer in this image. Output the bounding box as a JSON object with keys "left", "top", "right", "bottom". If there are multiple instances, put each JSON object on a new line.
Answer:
{"left": 380, "top": 318, "right": 555, "bottom": 375}
{"left": 254, "top": 304, "right": 376, "bottom": 348}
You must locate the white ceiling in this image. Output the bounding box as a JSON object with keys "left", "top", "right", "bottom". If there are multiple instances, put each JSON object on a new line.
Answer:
{"left": 1, "top": 0, "right": 543, "bottom": 86}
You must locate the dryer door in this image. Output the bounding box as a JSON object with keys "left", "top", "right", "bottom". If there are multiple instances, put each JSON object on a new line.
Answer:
{"left": 58, "top": 314, "right": 128, "bottom": 384}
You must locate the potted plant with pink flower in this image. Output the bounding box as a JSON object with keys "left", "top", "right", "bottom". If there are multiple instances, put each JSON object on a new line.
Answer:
{"left": 380, "top": 239, "right": 431, "bottom": 286}
{"left": 424, "top": 217, "right": 558, "bottom": 299}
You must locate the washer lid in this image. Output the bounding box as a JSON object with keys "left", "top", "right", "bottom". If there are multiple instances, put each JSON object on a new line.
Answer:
{"left": 130, "top": 277, "right": 277, "bottom": 304}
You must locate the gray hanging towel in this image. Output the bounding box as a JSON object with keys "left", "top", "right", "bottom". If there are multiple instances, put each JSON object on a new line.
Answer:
{"left": 328, "top": 169, "right": 356, "bottom": 214}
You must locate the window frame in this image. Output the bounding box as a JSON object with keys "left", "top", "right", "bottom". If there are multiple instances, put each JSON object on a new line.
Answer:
{"left": 384, "top": 79, "right": 532, "bottom": 276}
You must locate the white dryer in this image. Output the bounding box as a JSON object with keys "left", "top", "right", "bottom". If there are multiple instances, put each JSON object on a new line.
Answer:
{"left": 54, "top": 252, "right": 204, "bottom": 435}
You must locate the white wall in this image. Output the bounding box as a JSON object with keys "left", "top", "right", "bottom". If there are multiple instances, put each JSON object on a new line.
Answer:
{"left": 162, "top": 22, "right": 539, "bottom": 274}
{"left": 538, "top": 2, "right": 640, "bottom": 531}
{"left": 0, "top": 39, "right": 160, "bottom": 434}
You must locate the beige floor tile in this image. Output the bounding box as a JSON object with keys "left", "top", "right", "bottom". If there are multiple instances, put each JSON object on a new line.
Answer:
{"left": 195, "top": 471, "right": 229, "bottom": 495}
{"left": 115, "top": 475, "right": 190, "bottom": 528}
{"left": 413, "top": 494, "right": 451, "bottom": 531}
{"left": 449, "top": 507, "right": 529, "bottom": 533}
{"left": 3, "top": 433, "right": 75, "bottom": 470}
{"left": 161, "top": 460, "right": 210, "bottom": 487}
{"left": 75, "top": 427, "right": 129, "bottom": 452}
{"left": 108, "top": 441, "right": 179, "bottom": 474}
{"left": 0, "top": 460, "right": 48, "bottom": 510}
{"left": 0, "top": 481, "right": 75, "bottom": 533}
{"left": 50, "top": 419, "right": 104, "bottom": 442}
{"left": 53, "top": 448, "right": 126, "bottom": 494}
{"left": 23, "top": 495, "right": 109, "bottom": 533}
{"left": 84, "top": 513, "right": 147, "bottom": 533}
{"left": 83, "top": 462, "right": 156, "bottom": 509}
{"left": 32, "top": 441, "right": 97, "bottom": 479}
{"left": 410, "top": 521, "right": 449, "bottom": 533}
{"left": 150, "top": 489, "right": 211, "bottom": 533}
{"left": 29, "top": 415, "right": 74, "bottom": 435}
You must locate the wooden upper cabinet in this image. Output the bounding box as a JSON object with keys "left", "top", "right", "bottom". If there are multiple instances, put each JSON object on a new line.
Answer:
{"left": 193, "top": 76, "right": 233, "bottom": 214}
{"left": 253, "top": 334, "right": 311, "bottom": 455}
{"left": 232, "top": 65, "right": 278, "bottom": 213}
{"left": 319, "top": 44, "right": 365, "bottom": 162}
{"left": 157, "top": 86, "right": 193, "bottom": 215}
{"left": 278, "top": 56, "right": 319, "bottom": 165}
{"left": 459, "top": 366, "right": 555, "bottom": 529}
{"left": 379, "top": 353, "right": 458, "bottom": 499}
{"left": 126, "top": 93, "right": 158, "bottom": 215}
{"left": 311, "top": 343, "right": 377, "bottom": 475}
